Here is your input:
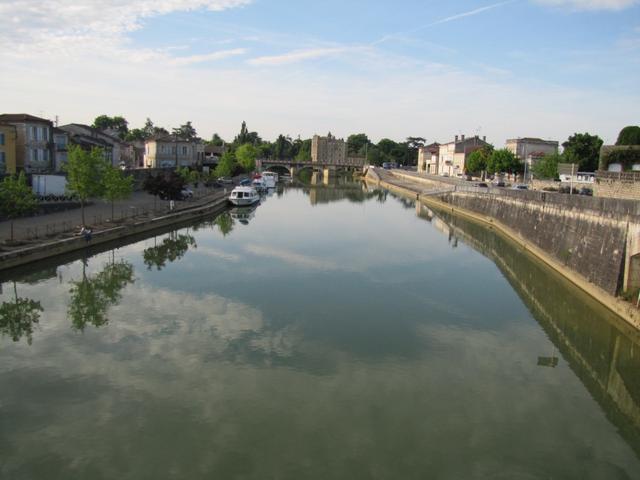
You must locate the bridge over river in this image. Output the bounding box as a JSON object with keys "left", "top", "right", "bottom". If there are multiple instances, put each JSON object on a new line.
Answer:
{"left": 256, "top": 157, "right": 366, "bottom": 178}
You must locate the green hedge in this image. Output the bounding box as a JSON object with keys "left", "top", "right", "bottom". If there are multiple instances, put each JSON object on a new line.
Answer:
{"left": 600, "top": 148, "right": 640, "bottom": 171}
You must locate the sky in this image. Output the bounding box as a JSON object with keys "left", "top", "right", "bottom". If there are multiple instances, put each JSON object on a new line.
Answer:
{"left": 0, "top": 0, "right": 638, "bottom": 145}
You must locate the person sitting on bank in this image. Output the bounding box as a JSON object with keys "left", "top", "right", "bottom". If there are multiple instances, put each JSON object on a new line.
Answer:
{"left": 79, "top": 226, "right": 92, "bottom": 242}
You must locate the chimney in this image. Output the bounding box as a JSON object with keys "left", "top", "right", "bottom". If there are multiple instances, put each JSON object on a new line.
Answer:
{"left": 461, "top": 134, "right": 465, "bottom": 141}
{"left": 455, "top": 135, "right": 459, "bottom": 142}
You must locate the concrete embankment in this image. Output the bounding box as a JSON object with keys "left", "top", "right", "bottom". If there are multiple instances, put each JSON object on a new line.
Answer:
{"left": 368, "top": 168, "right": 640, "bottom": 330}
{"left": 0, "top": 192, "right": 229, "bottom": 272}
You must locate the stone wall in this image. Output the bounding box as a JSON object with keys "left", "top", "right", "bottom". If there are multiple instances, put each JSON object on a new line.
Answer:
{"left": 434, "top": 188, "right": 640, "bottom": 295}
{"left": 594, "top": 171, "right": 640, "bottom": 201}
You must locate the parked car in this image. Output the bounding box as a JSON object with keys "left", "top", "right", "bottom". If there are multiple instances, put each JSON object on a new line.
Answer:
{"left": 441, "top": 172, "right": 450, "bottom": 177}
{"left": 218, "top": 177, "right": 234, "bottom": 185}
{"left": 494, "top": 181, "right": 506, "bottom": 188}
{"left": 579, "top": 187, "right": 593, "bottom": 196}
{"left": 181, "top": 188, "right": 194, "bottom": 199}
{"left": 512, "top": 184, "right": 529, "bottom": 190}
{"left": 475, "top": 182, "right": 489, "bottom": 188}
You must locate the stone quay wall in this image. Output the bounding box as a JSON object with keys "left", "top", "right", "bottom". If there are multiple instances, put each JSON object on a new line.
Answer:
{"left": 433, "top": 188, "right": 640, "bottom": 296}
{"left": 594, "top": 171, "right": 640, "bottom": 201}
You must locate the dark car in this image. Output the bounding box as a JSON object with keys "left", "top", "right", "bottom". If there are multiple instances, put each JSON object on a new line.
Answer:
{"left": 495, "top": 181, "right": 506, "bottom": 188}
{"left": 579, "top": 187, "right": 593, "bottom": 196}
{"left": 475, "top": 182, "right": 489, "bottom": 188}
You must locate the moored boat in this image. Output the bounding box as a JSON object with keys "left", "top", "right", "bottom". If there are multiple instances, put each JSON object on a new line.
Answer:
{"left": 228, "top": 186, "right": 260, "bottom": 206}
{"left": 262, "top": 171, "right": 278, "bottom": 188}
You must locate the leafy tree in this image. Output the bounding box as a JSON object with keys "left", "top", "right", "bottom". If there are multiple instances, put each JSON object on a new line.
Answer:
{"left": 172, "top": 121, "right": 197, "bottom": 140}
{"left": 532, "top": 153, "right": 561, "bottom": 179}
{"left": 273, "top": 135, "right": 292, "bottom": 159}
{"left": 0, "top": 172, "right": 38, "bottom": 242}
{"left": 102, "top": 165, "right": 134, "bottom": 221}
{"left": 616, "top": 126, "right": 640, "bottom": 146}
{"left": 233, "top": 121, "right": 262, "bottom": 146}
{"left": 208, "top": 133, "right": 225, "bottom": 147}
{"left": 66, "top": 145, "right": 108, "bottom": 226}
{"left": 347, "top": 134, "right": 370, "bottom": 156}
{"left": 465, "top": 145, "right": 494, "bottom": 175}
{"left": 295, "top": 139, "right": 312, "bottom": 161}
{"left": 143, "top": 172, "right": 185, "bottom": 205}
{"left": 236, "top": 144, "right": 257, "bottom": 172}
{"left": 215, "top": 151, "right": 237, "bottom": 177}
{"left": 92, "top": 115, "right": 129, "bottom": 139}
{"left": 257, "top": 143, "right": 273, "bottom": 159}
{"left": 487, "top": 148, "right": 522, "bottom": 174}
{"left": 143, "top": 174, "right": 163, "bottom": 210}
{"left": 0, "top": 281, "right": 43, "bottom": 345}
{"left": 562, "top": 132, "right": 603, "bottom": 172}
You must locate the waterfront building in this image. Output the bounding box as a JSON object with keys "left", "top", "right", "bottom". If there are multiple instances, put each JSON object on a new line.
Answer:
{"left": 312, "top": 133, "right": 347, "bottom": 164}
{"left": 52, "top": 128, "right": 69, "bottom": 172}
{"left": 204, "top": 144, "right": 226, "bottom": 169}
{"left": 144, "top": 134, "right": 204, "bottom": 169}
{"left": 60, "top": 123, "right": 132, "bottom": 167}
{"left": 505, "top": 137, "right": 558, "bottom": 160}
{"left": 0, "top": 123, "right": 17, "bottom": 174}
{"left": 437, "top": 135, "right": 490, "bottom": 177}
{"left": 0, "top": 114, "right": 54, "bottom": 173}
{"left": 506, "top": 137, "right": 559, "bottom": 175}
{"left": 417, "top": 143, "right": 441, "bottom": 174}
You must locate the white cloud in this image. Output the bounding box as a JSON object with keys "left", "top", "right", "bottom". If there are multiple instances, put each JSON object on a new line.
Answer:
{"left": 533, "top": 0, "right": 639, "bottom": 10}
{"left": 169, "top": 48, "right": 247, "bottom": 65}
{"left": 247, "top": 47, "right": 363, "bottom": 66}
{"left": 0, "top": 0, "right": 251, "bottom": 60}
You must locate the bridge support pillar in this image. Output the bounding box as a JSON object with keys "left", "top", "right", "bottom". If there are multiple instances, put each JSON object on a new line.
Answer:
{"left": 323, "top": 166, "right": 336, "bottom": 185}
{"left": 289, "top": 166, "right": 296, "bottom": 177}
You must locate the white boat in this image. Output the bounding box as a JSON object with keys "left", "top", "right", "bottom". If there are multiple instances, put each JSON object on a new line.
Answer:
{"left": 228, "top": 186, "right": 260, "bottom": 206}
{"left": 252, "top": 177, "right": 267, "bottom": 191}
{"left": 262, "top": 171, "right": 278, "bottom": 188}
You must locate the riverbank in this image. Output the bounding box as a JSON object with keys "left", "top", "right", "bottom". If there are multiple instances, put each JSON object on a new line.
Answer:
{"left": 0, "top": 190, "right": 229, "bottom": 272}
{"left": 367, "top": 167, "right": 640, "bottom": 331}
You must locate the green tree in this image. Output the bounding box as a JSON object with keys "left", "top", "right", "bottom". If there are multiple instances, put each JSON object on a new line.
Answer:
{"left": 0, "top": 281, "right": 43, "bottom": 345}
{"left": 66, "top": 145, "right": 108, "bottom": 227}
{"left": 208, "top": 133, "right": 225, "bottom": 147}
{"left": 215, "top": 151, "right": 237, "bottom": 178}
{"left": 273, "top": 135, "right": 292, "bottom": 159}
{"left": 172, "top": 121, "right": 197, "bottom": 139}
{"left": 295, "top": 139, "right": 312, "bottom": 161}
{"left": 0, "top": 172, "right": 38, "bottom": 242}
{"left": 487, "top": 148, "right": 521, "bottom": 174}
{"left": 347, "top": 134, "right": 370, "bottom": 156}
{"left": 532, "top": 153, "right": 561, "bottom": 179}
{"left": 102, "top": 165, "right": 134, "bottom": 221}
{"left": 236, "top": 144, "right": 257, "bottom": 172}
{"left": 465, "top": 145, "right": 494, "bottom": 176}
{"left": 616, "top": 126, "right": 640, "bottom": 146}
{"left": 92, "top": 115, "right": 129, "bottom": 139}
{"left": 562, "top": 132, "right": 603, "bottom": 172}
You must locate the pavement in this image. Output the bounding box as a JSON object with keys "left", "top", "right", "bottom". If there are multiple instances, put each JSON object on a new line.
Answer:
{"left": 0, "top": 185, "right": 227, "bottom": 243}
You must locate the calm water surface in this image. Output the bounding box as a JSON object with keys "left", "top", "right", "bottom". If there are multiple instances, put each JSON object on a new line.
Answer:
{"left": 1, "top": 179, "right": 639, "bottom": 479}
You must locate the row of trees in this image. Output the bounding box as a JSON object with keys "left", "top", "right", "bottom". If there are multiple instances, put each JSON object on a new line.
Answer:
{"left": 530, "top": 126, "right": 639, "bottom": 179}
{"left": 206, "top": 122, "right": 426, "bottom": 169}
{"left": 92, "top": 115, "right": 198, "bottom": 142}
{"left": 0, "top": 144, "right": 134, "bottom": 242}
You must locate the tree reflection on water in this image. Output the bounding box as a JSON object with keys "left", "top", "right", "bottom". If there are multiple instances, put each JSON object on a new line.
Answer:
{"left": 0, "top": 281, "right": 43, "bottom": 345}
{"left": 143, "top": 233, "right": 197, "bottom": 270}
{"left": 68, "top": 258, "right": 134, "bottom": 332}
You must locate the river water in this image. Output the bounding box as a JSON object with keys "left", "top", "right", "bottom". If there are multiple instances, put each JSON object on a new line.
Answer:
{"left": 1, "top": 179, "right": 639, "bottom": 479}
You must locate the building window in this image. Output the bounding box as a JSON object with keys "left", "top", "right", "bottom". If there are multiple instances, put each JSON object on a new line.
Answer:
{"left": 0, "top": 133, "right": 4, "bottom": 145}
{"left": 182, "top": 146, "right": 188, "bottom": 155}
